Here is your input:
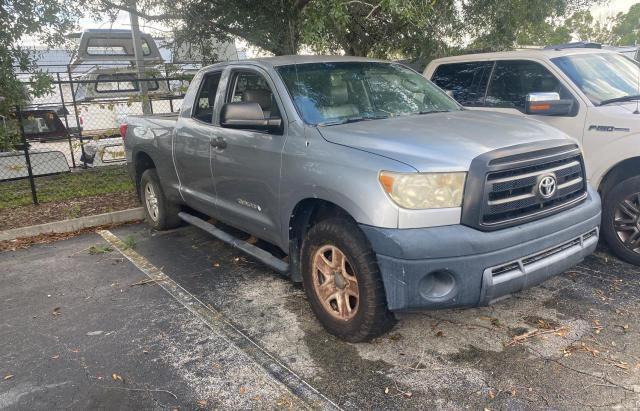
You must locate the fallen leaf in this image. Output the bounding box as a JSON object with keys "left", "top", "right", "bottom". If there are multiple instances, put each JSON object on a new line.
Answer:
{"left": 614, "top": 362, "right": 629, "bottom": 370}
{"left": 239, "top": 386, "right": 247, "bottom": 394}
{"left": 435, "top": 330, "right": 444, "bottom": 337}
{"left": 3, "top": 375, "right": 14, "bottom": 381}
{"left": 488, "top": 389, "right": 496, "bottom": 399}
{"left": 197, "top": 400, "right": 207, "bottom": 407}
{"left": 51, "top": 354, "right": 60, "bottom": 360}
{"left": 212, "top": 262, "right": 220, "bottom": 268}
{"left": 112, "top": 373, "right": 124, "bottom": 382}
{"left": 52, "top": 307, "right": 62, "bottom": 316}
{"left": 70, "top": 348, "right": 81, "bottom": 353}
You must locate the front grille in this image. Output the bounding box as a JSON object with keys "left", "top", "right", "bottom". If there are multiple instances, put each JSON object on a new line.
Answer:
{"left": 483, "top": 154, "right": 586, "bottom": 225}
{"left": 461, "top": 142, "right": 588, "bottom": 231}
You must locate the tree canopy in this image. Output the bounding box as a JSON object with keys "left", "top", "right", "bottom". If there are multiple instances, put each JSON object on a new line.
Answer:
{"left": 0, "top": 0, "right": 78, "bottom": 114}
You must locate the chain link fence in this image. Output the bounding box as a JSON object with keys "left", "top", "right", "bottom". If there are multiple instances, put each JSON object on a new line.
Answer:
{"left": 1, "top": 63, "right": 200, "bottom": 230}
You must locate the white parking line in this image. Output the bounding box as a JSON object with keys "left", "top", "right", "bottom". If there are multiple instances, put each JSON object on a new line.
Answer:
{"left": 98, "top": 229, "right": 340, "bottom": 410}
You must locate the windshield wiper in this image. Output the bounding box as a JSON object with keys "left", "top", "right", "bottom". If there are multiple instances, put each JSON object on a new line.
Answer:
{"left": 415, "top": 109, "right": 450, "bottom": 115}
{"left": 599, "top": 94, "right": 640, "bottom": 106}
{"left": 318, "top": 114, "right": 389, "bottom": 126}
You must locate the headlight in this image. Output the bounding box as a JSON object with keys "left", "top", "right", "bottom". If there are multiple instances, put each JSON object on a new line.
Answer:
{"left": 379, "top": 171, "right": 466, "bottom": 209}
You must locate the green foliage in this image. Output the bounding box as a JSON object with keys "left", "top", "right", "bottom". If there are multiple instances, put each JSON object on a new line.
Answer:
{"left": 0, "top": 0, "right": 78, "bottom": 117}
{"left": 609, "top": 4, "right": 640, "bottom": 46}
{"left": 302, "top": 0, "right": 460, "bottom": 63}
{"left": 463, "top": 0, "right": 597, "bottom": 51}
{"left": 0, "top": 116, "right": 21, "bottom": 152}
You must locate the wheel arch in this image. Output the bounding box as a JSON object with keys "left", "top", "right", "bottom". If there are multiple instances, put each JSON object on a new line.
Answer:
{"left": 133, "top": 150, "right": 156, "bottom": 195}
{"left": 598, "top": 156, "right": 640, "bottom": 199}
{"left": 286, "top": 198, "right": 358, "bottom": 282}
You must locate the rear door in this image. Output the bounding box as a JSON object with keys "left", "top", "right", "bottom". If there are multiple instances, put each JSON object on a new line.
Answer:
{"left": 211, "top": 66, "right": 288, "bottom": 244}
{"left": 173, "top": 70, "right": 223, "bottom": 215}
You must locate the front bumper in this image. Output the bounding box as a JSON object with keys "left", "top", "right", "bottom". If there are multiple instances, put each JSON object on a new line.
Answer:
{"left": 360, "top": 186, "right": 601, "bottom": 311}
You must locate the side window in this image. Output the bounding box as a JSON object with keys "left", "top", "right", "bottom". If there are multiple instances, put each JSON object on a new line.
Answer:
{"left": 431, "top": 62, "right": 492, "bottom": 106}
{"left": 193, "top": 72, "right": 222, "bottom": 123}
{"left": 486, "top": 60, "right": 573, "bottom": 112}
{"left": 228, "top": 71, "right": 280, "bottom": 118}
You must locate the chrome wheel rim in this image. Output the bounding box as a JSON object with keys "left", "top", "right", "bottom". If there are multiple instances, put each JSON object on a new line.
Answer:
{"left": 311, "top": 245, "right": 359, "bottom": 321}
{"left": 144, "top": 182, "right": 159, "bottom": 222}
{"left": 613, "top": 192, "right": 640, "bottom": 254}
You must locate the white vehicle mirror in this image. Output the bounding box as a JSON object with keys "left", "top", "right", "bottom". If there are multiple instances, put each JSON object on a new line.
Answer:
{"left": 525, "top": 92, "right": 573, "bottom": 116}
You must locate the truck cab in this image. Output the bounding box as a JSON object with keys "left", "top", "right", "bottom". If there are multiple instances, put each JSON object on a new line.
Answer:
{"left": 425, "top": 49, "right": 640, "bottom": 265}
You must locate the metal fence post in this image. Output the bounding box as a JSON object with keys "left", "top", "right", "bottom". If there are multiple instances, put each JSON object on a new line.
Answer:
{"left": 16, "top": 105, "right": 38, "bottom": 205}
{"left": 57, "top": 72, "right": 76, "bottom": 168}
{"left": 67, "top": 65, "right": 88, "bottom": 167}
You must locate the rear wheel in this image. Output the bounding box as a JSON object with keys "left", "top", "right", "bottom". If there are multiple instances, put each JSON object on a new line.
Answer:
{"left": 140, "top": 169, "right": 181, "bottom": 230}
{"left": 301, "top": 218, "right": 396, "bottom": 342}
{"left": 602, "top": 176, "right": 640, "bottom": 266}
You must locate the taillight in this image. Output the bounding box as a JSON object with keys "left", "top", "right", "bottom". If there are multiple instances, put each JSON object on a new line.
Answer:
{"left": 119, "top": 123, "right": 128, "bottom": 141}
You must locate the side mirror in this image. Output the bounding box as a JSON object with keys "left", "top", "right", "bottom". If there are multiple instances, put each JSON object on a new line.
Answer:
{"left": 525, "top": 92, "right": 574, "bottom": 116}
{"left": 220, "top": 102, "right": 282, "bottom": 131}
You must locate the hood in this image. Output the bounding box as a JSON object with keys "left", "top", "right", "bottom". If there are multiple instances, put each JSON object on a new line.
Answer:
{"left": 317, "top": 110, "right": 574, "bottom": 172}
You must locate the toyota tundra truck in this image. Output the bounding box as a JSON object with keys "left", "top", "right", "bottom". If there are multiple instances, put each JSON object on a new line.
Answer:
{"left": 123, "top": 56, "right": 601, "bottom": 342}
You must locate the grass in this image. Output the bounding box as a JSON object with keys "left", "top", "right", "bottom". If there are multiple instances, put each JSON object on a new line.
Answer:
{"left": 89, "top": 245, "right": 114, "bottom": 255}
{"left": 0, "top": 165, "right": 134, "bottom": 209}
{"left": 122, "top": 235, "right": 136, "bottom": 250}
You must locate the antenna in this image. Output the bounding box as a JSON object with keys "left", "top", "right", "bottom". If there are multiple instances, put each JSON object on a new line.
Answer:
{"left": 635, "top": 63, "right": 639, "bottom": 114}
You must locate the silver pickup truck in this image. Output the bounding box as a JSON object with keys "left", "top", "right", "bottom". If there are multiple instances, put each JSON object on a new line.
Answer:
{"left": 123, "top": 56, "right": 601, "bottom": 342}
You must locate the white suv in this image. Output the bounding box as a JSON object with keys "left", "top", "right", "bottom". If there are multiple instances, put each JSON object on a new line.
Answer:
{"left": 425, "top": 49, "right": 640, "bottom": 265}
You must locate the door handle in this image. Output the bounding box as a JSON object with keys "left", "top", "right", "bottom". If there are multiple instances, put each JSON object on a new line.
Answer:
{"left": 210, "top": 137, "right": 227, "bottom": 150}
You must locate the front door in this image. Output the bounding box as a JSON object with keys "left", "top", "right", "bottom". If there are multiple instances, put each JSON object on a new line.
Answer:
{"left": 211, "top": 67, "right": 287, "bottom": 245}
{"left": 173, "top": 70, "right": 223, "bottom": 215}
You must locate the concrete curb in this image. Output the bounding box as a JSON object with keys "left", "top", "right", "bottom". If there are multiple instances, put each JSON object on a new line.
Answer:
{"left": 0, "top": 208, "right": 144, "bottom": 241}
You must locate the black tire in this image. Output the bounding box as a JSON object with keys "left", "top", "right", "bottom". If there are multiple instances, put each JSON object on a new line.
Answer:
{"left": 602, "top": 175, "right": 640, "bottom": 266}
{"left": 140, "top": 169, "right": 181, "bottom": 230}
{"left": 301, "top": 217, "right": 396, "bottom": 342}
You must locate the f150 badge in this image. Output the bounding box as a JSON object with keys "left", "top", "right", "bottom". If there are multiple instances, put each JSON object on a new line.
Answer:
{"left": 588, "top": 125, "right": 630, "bottom": 132}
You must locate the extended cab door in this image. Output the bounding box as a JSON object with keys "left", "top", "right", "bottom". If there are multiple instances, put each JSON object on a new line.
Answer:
{"left": 430, "top": 60, "right": 587, "bottom": 142}
{"left": 211, "top": 67, "right": 288, "bottom": 244}
{"left": 173, "top": 70, "right": 223, "bottom": 215}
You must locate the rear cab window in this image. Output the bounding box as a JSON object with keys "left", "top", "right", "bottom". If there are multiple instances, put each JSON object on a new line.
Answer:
{"left": 431, "top": 62, "right": 492, "bottom": 106}
{"left": 193, "top": 72, "right": 222, "bottom": 123}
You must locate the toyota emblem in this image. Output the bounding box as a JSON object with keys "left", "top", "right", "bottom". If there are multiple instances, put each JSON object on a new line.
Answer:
{"left": 538, "top": 175, "right": 557, "bottom": 198}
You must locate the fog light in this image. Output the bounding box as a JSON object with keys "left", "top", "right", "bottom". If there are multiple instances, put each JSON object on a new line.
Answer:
{"left": 419, "top": 270, "right": 456, "bottom": 300}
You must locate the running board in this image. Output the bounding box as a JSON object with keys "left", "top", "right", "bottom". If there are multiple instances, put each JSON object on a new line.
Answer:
{"left": 178, "top": 212, "right": 289, "bottom": 274}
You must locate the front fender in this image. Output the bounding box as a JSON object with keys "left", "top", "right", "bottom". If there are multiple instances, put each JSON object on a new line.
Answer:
{"left": 586, "top": 132, "right": 640, "bottom": 188}
{"left": 278, "top": 127, "right": 414, "bottom": 248}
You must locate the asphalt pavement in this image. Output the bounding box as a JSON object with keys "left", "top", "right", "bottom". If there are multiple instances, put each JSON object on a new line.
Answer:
{"left": 1, "top": 222, "right": 640, "bottom": 409}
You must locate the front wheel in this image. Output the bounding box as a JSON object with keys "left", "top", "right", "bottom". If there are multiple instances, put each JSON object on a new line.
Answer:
{"left": 602, "top": 176, "right": 640, "bottom": 266}
{"left": 140, "top": 169, "right": 181, "bottom": 230}
{"left": 301, "top": 218, "right": 396, "bottom": 342}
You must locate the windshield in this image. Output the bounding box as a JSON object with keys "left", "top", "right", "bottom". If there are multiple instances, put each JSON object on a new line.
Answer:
{"left": 276, "top": 62, "right": 460, "bottom": 125}
{"left": 552, "top": 53, "right": 640, "bottom": 105}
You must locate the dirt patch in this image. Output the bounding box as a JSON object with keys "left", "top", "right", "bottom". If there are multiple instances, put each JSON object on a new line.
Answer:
{"left": 0, "top": 191, "right": 139, "bottom": 231}
{"left": 0, "top": 220, "right": 141, "bottom": 252}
